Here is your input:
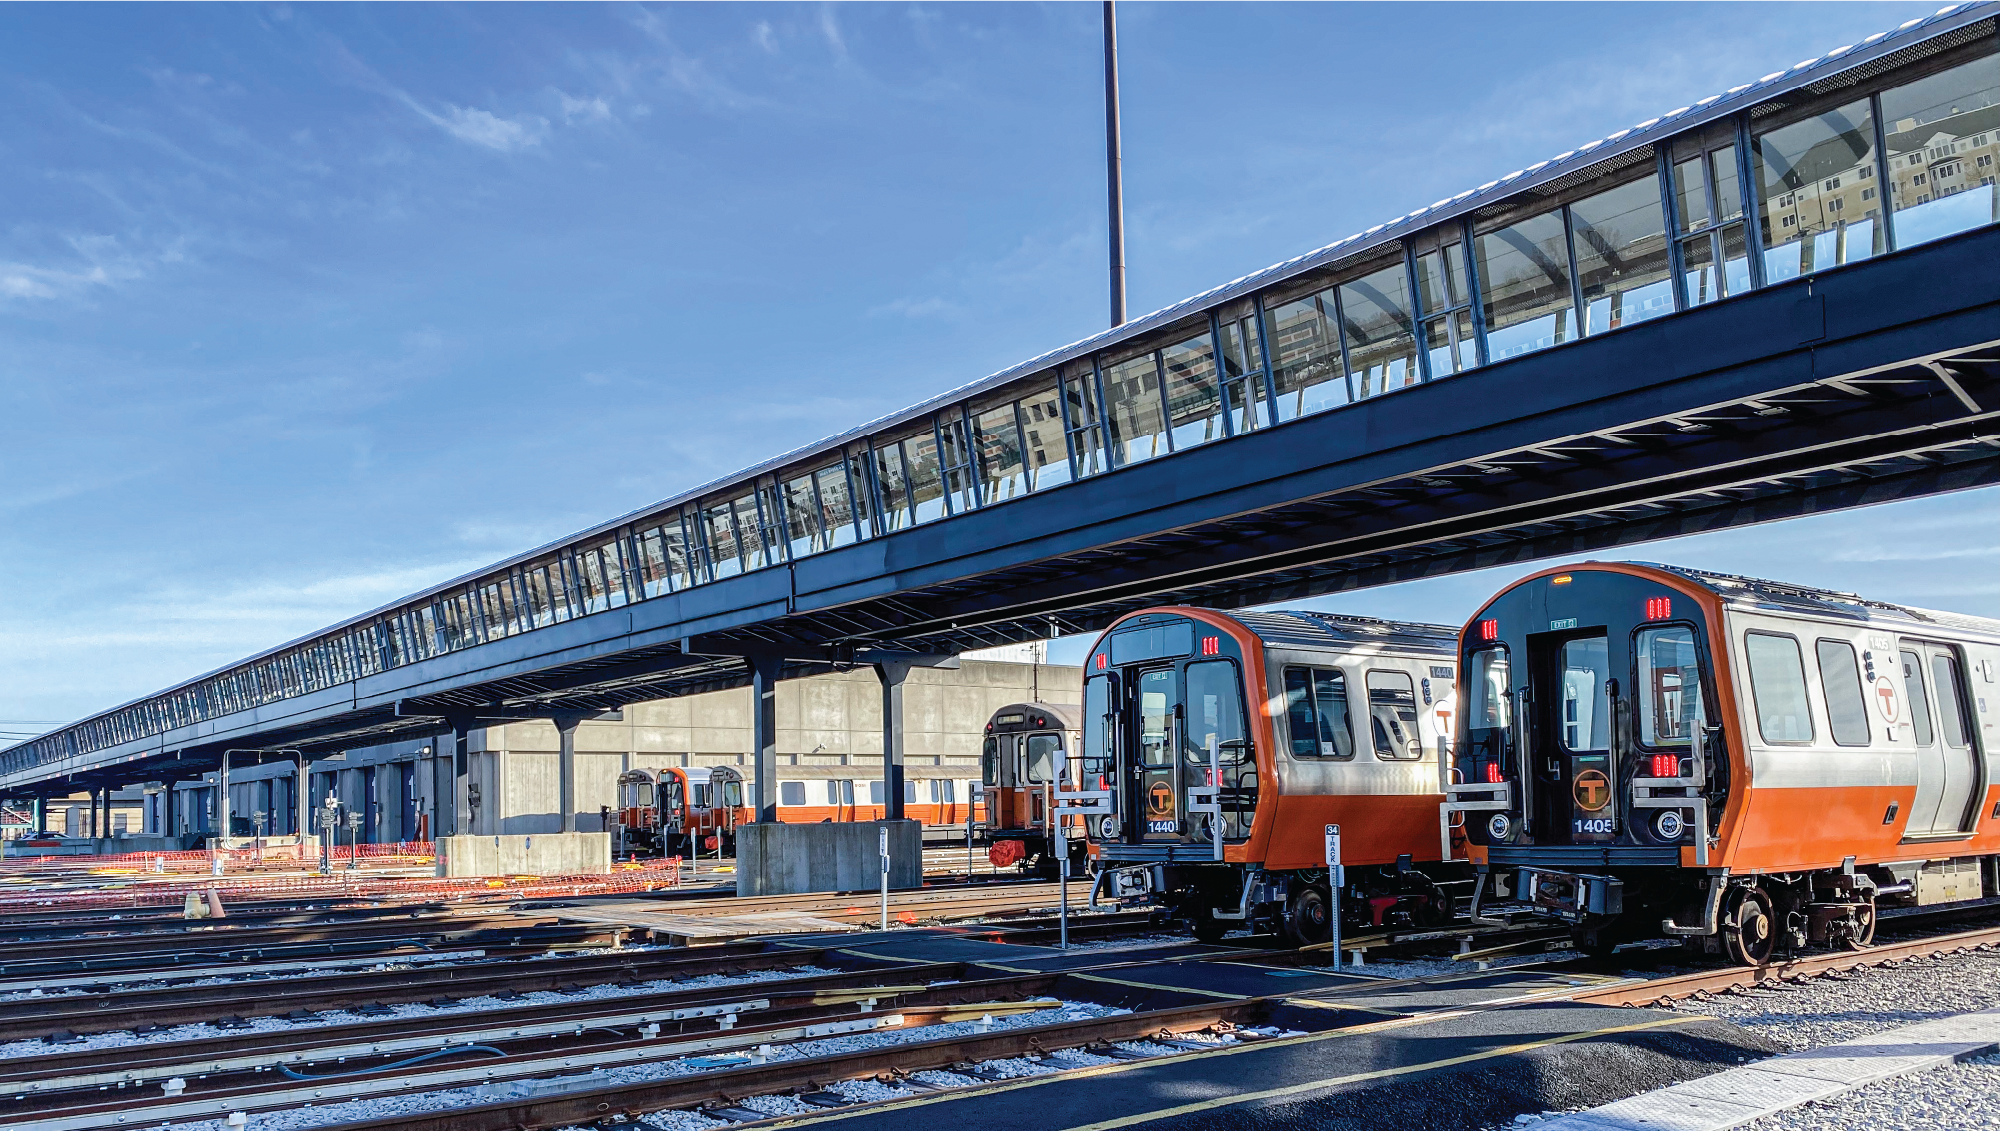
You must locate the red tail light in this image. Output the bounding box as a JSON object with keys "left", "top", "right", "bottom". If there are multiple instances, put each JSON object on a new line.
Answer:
{"left": 1095, "top": 654, "right": 1107, "bottom": 670}
{"left": 1645, "top": 596, "right": 1672, "bottom": 620}
{"left": 1478, "top": 619, "right": 1498, "bottom": 641}
{"left": 1651, "top": 754, "right": 1679, "bottom": 777}
{"left": 1483, "top": 761, "right": 1503, "bottom": 784}
{"left": 1200, "top": 635, "right": 1220, "bottom": 656}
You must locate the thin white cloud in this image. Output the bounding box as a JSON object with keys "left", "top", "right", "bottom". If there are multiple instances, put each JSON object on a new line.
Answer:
{"left": 412, "top": 100, "right": 550, "bottom": 152}
{"left": 870, "top": 296, "right": 958, "bottom": 318}
{"left": 558, "top": 91, "right": 613, "bottom": 124}
{"left": 818, "top": 6, "right": 849, "bottom": 63}
{"left": 751, "top": 20, "right": 778, "bottom": 55}
{"left": 0, "top": 231, "right": 188, "bottom": 303}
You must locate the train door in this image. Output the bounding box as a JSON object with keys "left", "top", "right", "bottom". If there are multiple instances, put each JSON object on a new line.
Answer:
{"left": 1133, "top": 666, "right": 1182, "bottom": 841}
{"left": 1527, "top": 630, "right": 1617, "bottom": 843}
{"left": 1901, "top": 642, "right": 1981, "bottom": 835}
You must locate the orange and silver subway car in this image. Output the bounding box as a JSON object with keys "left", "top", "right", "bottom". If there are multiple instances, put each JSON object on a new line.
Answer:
{"left": 1083, "top": 607, "right": 1462, "bottom": 942}
{"left": 613, "top": 766, "right": 746, "bottom": 857}
{"left": 979, "top": 702, "right": 1085, "bottom": 876}
{"left": 1444, "top": 562, "right": 1999, "bottom": 964}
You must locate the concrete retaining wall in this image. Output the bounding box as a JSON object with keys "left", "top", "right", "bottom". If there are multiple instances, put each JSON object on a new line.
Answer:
{"left": 436, "top": 832, "right": 611, "bottom": 877}
{"left": 736, "top": 819, "right": 922, "bottom": 897}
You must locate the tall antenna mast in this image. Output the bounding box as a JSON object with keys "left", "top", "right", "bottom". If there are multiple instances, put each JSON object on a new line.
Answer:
{"left": 1103, "top": 1, "right": 1127, "bottom": 328}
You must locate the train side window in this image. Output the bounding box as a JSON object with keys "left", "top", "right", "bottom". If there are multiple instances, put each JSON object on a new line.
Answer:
{"left": 839, "top": 779, "right": 855, "bottom": 805}
{"left": 1814, "top": 640, "right": 1872, "bottom": 748}
{"left": 936, "top": 779, "right": 957, "bottom": 804}
{"left": 1901, "top": 650, "right": 1935, "bottom": 747}
{"left": 1184, "top": 659, "right": 1247, "bottom": 764}
{"left": 692, "top": 784, "right": 710, "bottom": 808}
{"left": 1367, "top": 670, "right": 1422, "bottom": 760}
{"left": 1931, "top": 652, "right": 1972, "bottom": 751}
{"left": 779, "top": 781, "right": 807, "bottom": 807}
{"left": 1283, "top": 666, "right": 1354, "bottom": 759}
{"left": 1636, "top": 627, "right": 1703, "bottom": 747}
{"left": 1747, "top": 632, "right": 1815, "bottom": 743}
{"left": 1025, "top": 734, "right": 1061, "bottom": 782}
{"left": 824, "top": 780, "right": 841, "bottom": 805}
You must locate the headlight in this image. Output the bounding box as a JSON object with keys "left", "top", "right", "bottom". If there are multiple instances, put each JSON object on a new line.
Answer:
{"left": 1487, "top": 813, "right": 1511, "bottom": 840}
{"left": 1653, "top": 810, "right": 1685, "bottom": 840}
{"left": 1098, "top": 815, "right": 1118, "bottom": 839}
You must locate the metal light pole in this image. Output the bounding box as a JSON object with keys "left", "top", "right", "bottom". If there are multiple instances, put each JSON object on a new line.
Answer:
{"left": 1103, "top": 0, "right": 1127, "bottom": 328}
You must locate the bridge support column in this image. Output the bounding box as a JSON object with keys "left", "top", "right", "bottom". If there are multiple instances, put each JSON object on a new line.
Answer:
{"left": 866, "top": 651, "right": 959, "bottom": 824}
{"left": 554, "top": 714, "right": 580, "bottom": 834}
{"left": 875, "top": 661, "right": 911, "bottom": 822}
{"left": 216, "top": 752, "right": 231, "bottom": 842}
{"left": 450, "top": 721, "right": 474, "bottom": 838}
{"left": 161, "top": 786, "right": 174, "bottom": 839}
{"left": 751, "top": 655, "right": 781, "bottom": 824}
{"left": 31, "top": 797, "right": 44, "bottom": 836}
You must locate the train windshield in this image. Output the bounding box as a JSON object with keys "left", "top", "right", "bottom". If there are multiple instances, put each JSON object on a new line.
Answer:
{"left": 1024, "top": 734, "right": 1061, "bottom": 782}
{"left": 1469, "top": 648, "right": 1510, "bottom": 730}
{"left": 1081, "top": 675, "right": 1112, "bottom": 781}
{"left": 721, "top": 780, "right": 743, "bottom": 808}
{"left": 1637, "top": 626, "right": 1705, "bottom": 747}
{"left": 981, "top": 737, "right": 1001, "bottom": 786}
{"left": 624, "top": 779, "right": 655, "bottom": 808}
{"left": 1184, "top": 660, "right": 1246, "bottom": 763}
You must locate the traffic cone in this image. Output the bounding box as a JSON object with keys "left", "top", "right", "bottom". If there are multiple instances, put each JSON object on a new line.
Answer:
{"left": 182, "top": 891, "right": 204, "bottom": 919}
{"left": 205, "top": 888, "right": 226, "bottom": 919}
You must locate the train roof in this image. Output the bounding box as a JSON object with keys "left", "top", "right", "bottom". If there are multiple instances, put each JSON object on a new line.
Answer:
{"left": 1633, "top": 563, "right": 2000, "bottom": 636}
{"left": 1226, "top": 610, "right": 1459, "bottom": 655}
{"left": 987, "top": 702, "right": 1081, "bottom": 730}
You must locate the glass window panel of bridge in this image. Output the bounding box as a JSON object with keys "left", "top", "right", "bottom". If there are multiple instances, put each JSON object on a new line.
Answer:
{"left": 1477, "top": 209, "right": 1576, "bottom": 361}
{"left": 1672, "top": 144, "right": 1752, "bottom": 306}
{"left": 1570, "top": 173, "right": 1673, "bottom": 336}
{"left": 1338, "top": 263, "right": 1418, "bottom": 399}
{"left": 1101, "top": 350, "right": 1169, "bottom": 465}
{"left": 1062, "top": 365, "right": 1108, "bottom": 478}
{"left": 813, "top": 462, "right": 862, "bottom": 549}
{"left": 1262, "top": 286, "right": 1351, "bottom": 421}
{"left": 936, "top": 414, "right": 977, "bottom": 514}
{"left": 1755, "top": 97, "right": 1882, "bottom": 284}
{"left": 1021, "top": 383, "right": 1070, "bottom": 489}
{"left": 1880, "top": 55, "right": 1999, "bottom": 250}
{"left": 1217, "top": 311, "right": 1272, "bottom": 433}
{"left": 973, "top": 399, "right": 1028, "bottom": 504}
{"left": 872, "top": 440, "right": 911, "bottom": 532}
{"left": 781, "top": 473, "right": 825, "bottom": 559}
{"left": 703, "top": 502, "right": 744, "bottom": 578}
{"left": 478, "top": 579, "right": 517, "bottom": 637}
{"left": 732, "top": 493, "right": 773, "bottom": 570}
{"left": 1414, "top": 240, "right": 1477, "bottom": 378}
{"left": 757, "top": 485, "right": 788, "bottom": 566}
{"left": 632, "top": 525, "right": 673, "bottom": 598}
{"left": 1160, "top": 329, "right": 1224, "bottom": 449}
{"left": 894, "top": 428, "right": 948, "bottom": 524}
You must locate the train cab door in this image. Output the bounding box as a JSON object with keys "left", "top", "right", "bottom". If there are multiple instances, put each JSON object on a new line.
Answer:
{"left": 1527, "top": 630, "right": 1618, "bottom": 843}
{"left": 1131, "top": 666, "right": 1184, "bottom": 842}
{"left": 1023, "top": 732, "right": 1063, "bottom": 833}
{"left": 1901, "top": 642, "right": 1982, "bottom": 835}
{"left": 661, "top": 773, "right": 685, "bottom": 836}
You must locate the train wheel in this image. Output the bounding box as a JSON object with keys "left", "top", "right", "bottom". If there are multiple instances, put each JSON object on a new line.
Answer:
{"left": 1286, "top": 887, "right": 1332, "bottom": 948}
{"left": 1722, "top": 885, "right": 1777, "bottom": 966}
{"left": 1844, "top": 896, "right": 1878, "bottom": 951}
{"left": 1189, "top": 907, "right": 1228, "bottom": 944}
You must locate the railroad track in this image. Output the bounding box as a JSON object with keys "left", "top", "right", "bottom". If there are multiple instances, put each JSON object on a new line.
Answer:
{"left": 201, "top": 925, "right": 1996, "bottom": 1131}
{"left": 1576, "top": 926, "right": 2001, "bottom": 1008}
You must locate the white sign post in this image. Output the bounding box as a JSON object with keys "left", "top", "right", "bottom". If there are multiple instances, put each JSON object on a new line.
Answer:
{"left": 1324, "top": 824, "right": 1342, "bottom": 969}
{"left": 879, "top": 825, "right": 890, "bottom": 932}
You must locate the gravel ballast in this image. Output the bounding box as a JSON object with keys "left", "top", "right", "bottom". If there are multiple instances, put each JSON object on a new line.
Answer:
{"left": 1664, "top": 946, "right": 2000, "bottom": 1051}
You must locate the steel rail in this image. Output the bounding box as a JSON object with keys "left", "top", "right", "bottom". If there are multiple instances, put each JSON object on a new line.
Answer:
{"left": 1572, "top": 926, "right": 2001, "bottom": 1008}
{"left": 0, "top": 941, "right": 805, "bottom": 1041}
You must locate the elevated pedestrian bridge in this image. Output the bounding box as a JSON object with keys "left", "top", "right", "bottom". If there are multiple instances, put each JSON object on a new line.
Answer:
{"left": 6, "top": 5, "right": 1996, "bottom": 809}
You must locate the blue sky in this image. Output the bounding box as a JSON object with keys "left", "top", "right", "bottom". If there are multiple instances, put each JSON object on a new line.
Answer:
{"left": 1, "top": 2, "right": 1993, "bottom": 733}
